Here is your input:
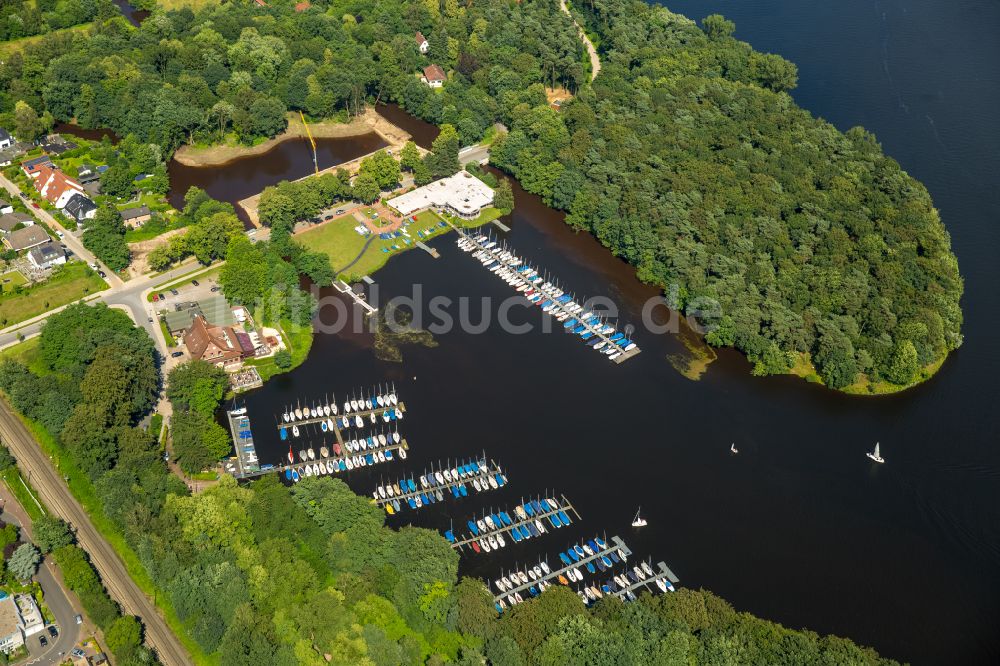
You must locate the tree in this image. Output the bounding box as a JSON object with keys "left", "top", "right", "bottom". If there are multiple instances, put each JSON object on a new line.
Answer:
{"left": 427, "top": 124, "right": 460, "bottom": 179}
{"left": 83, "top": 205, "right": 130, "bottom": 271}
{"left": 0, "top": 444, "right": 15, "bottom": 471}
{"left": 887, "top": 340, "right": 919, "bottom": 385}
{"left": 359, "top": 151, "right": 401, "bottom": 191}
{"left": 8, "top": 543, "right": 41, "bottom": 581}
{"left": 494, "top": 178, "right": 514, "bottom": 215}
{"left": 400, "top": 141, "right": 421, "bottom": 171}
{"left": 352, "top": 173, "right": 381, "bottom": 204}
{"left": 32, "top": 515, "right": 74, "bottom": 553}
{"left": 185, "top": 212, "right": 242, "bottom": 264}
{"left": 105, "top": 615, "right": 143, "bottom": 659}
{"left": 99, "top": 165, "right": 135, "bottom": 199}
{"left": 702, "top": 14, "right": 735, "bottom": 40}
{"left": 167, "top": 361, "right": 229, "bottom": 414}
{"left": 172, "top": 411, "right": 230, "bottom": 474}
{"left": 219, "top": 236, "right": 268, "bottom": 307}
{"left": 274, "top": 349, "right": 292, "bottom": 369}
{"left": 13, "top": 100, "right": 44, "bottom": 142}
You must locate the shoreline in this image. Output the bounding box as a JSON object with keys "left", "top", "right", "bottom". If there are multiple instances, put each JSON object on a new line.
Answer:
{"left": 172, "top": 108, "right": 411, "bottom": 168}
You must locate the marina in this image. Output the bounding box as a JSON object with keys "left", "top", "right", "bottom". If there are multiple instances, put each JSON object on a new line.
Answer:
{"left": 452, "top": 227, "right": 641, "bottom": 363}
{"left": 447, "top": 495, "right": 581, "bottom": 553}
{"left": 372, "top": 457, "right": 507, "bottom": 514}
{"left": 600, "top": 560, "right": 680, "bottom": 604}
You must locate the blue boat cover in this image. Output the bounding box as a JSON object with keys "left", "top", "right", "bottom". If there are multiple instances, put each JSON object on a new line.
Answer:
{"left": 558, "top": 510, "right": 570, "bottom": 524}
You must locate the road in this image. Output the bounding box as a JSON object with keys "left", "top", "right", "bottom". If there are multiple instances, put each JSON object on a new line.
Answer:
{"left": 0, "top": 172, "right": 123, "bottom": 289}
{"left": 0, "top": 399, "right": 192, "bottom": 666}
{"left": 0, "top": 493, "right": 81, "bottom": 666}
{"left": 560, "top": 0, "right": 601, "bottom": 81}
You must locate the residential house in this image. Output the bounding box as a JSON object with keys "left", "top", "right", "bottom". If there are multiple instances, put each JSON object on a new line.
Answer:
{"left": 4, "top": 225, "right": 50, "bottom": 252}
{"left": 64, "top": 193, "right": 98, "bottom": 224}
{"left": 120, "top": 205, "right": 152, "bottom": 228}
{"left": 0, "top": 148, "right": 20, "bottom": 167}
{"left": 0, "top": 212, "right": 34, "bottom": 234}
{"left": 294, "top": 1, "right": 311, "bottom": 10}
{"left": 0, "top": 593, "right": 45, "bottom": 655}
{"left": 183, "top": 313, "right": 248, "bottom": 370}
{"left": 0, "top": 199, "right": 11, "bottom": 215}
{"left": 0, "top": 128, "right": 12, "bottom": 150}
{"left": 421, "top": 64, "right": 446, "bottom": 88}
{"left": 77, "top": 163, "right": 101, "bottom": 184}
{"left": 34, "top": 165, "right": 85, "bottom": 209}
{"left": 415, "top": 31, "right": 429, "bottom": 54}
{"left": 20, "top": 155, "right": 53, "bottom": 178}
{"left": 39, "top": 134, "right": 76, "bottom": 154}
{"left": 28, "top": 241, "right": 67, "bottom": 269}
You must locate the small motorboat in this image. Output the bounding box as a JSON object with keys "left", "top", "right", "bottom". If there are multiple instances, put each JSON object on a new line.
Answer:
{"left": 307, "top": 448, "right": 315, "bottom": 460}
{"left": 292, "top": 425, "right": 300, "bottom": 438}
{"left": 354, "top": 415, "right": 363, "bottom": 428}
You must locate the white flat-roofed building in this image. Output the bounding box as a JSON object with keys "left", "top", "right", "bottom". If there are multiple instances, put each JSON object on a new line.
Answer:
{"left": 386, "top": 171, "right": 494, "bottom": 220}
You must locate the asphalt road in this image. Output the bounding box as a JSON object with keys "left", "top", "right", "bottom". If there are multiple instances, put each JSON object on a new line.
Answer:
{"left": 0, "top": 500, "right": 81, "bottom": 666}
{"left": 0, "top": 399, "right": 192, "bottom": 666}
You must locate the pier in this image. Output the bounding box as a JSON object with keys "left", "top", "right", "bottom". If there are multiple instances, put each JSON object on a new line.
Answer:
{"left": 373, "top": 458, "right": 506, "bottom": 511}
{"left": 451, "top": 495, "right": 582, "bottom": 552}
{"left": 607, "top": 560, "right": 679, "bottom": 601}
{"left": 492, "top": 536, "right": 631, "bottom": 603}
{"left": 278, "top": 401, "right": 406, "bottom": 433}
{"left": 227, "top": 407, "right": 260, "bottom": 477}
{"left": 450, "top": 225, "right": 641, "bottom": 363}
{"left": 415, "top": 241, "right": 440, "bottom": 258}
{"left": 234, "top": 437, "right": 410, "bottom": 481}
{"left": 332, "top": 279, "right": 377, "bottom": 314}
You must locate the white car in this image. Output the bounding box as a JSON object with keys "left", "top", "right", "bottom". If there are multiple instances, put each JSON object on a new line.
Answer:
{"left": 56, "top": 230, "right": 64, "bottom": 239}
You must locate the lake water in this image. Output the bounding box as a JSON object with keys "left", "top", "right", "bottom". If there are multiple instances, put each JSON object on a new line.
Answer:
{"left": 237, "top": 4, "right": 1000, "bottom": 663}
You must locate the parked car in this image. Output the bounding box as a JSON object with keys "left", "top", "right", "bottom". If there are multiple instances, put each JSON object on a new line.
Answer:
{"left": 90, "top": 263, "right": 98, "bottom": 270}
{"left": 191, "top": 279, "right": 199, "bottom": 286}
{"left": 39, "top": 636, "right": 48, "bottom": 647}
{"left": 31, "top": 202, "right": 39, "bottom": 208}
{"left": 151, "top": 294, "right": 159, "bottom": 302}
{"left": 158, "top": 292, "right": 165, "bottom": 300}
{"left": 56, "top": 230, "right": 64, "bottom": 239}
{"left": 170, "top": 288, "right": 179, "bottom": 296}
{"left": 335, "top": 209, "right": 345, "bottom": 215}
{"left": 48, "top": 625, "right": 58, "bottom": 637}
{"left": 19, "top": 192, "right": 27, "bottom": 199}
{"left": 147, "top": 317, "right": 153, "bottom": 323}
{"left": 98, "top": 270, "right": 106, "bottom": 278}
{"left": 74, "top": 614, "right": 83, "bottom": 625}
{"left": 170, "top": 351, "right": 184, "bottom": 358}
{"left": 324, "top": 214, "right": 333, "bottom": 220}
{"left": 210, "top": 286, "right": 220, "bottom": 292}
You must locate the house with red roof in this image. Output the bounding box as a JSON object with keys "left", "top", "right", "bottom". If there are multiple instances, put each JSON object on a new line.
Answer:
{"left": 33, "top": 165, "right": 85, "bottom": 209}
{"left": 415, "top": 32, "right": 429, "bottom": 54}
{"left": 421, "top": 64, "right": 446, "bottom": 88}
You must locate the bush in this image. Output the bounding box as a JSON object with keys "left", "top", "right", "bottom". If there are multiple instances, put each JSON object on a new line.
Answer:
{"left": 273, "top": 349, "right": 292, "bottom": 369}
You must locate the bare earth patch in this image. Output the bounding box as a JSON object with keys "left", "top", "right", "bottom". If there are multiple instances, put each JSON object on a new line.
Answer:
{"left": 126, "top": 228, "right": 187, "bottom": 279}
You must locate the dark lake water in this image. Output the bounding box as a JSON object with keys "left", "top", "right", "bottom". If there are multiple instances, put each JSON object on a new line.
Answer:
{"left": 236, "top": 4, "right": 1000, "bottom": 664}
{"left": 165, "top": 133, "right": 386, "bottom": 217}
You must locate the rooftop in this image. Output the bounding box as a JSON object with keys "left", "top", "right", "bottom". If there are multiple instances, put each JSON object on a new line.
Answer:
{"left": 0, "top": 596, "right": 18, "bottom": 637}
{"left": 423, "top": 64, "right": 446, "bottom": 82}
{"left": 120, "top": 205, "right": 151, "bottom": 219}
{"left": 5, "top": 225, "right": 50, "bottom": 251}
{"left": 386, "top": 171, "right": 494, "bottom": 217}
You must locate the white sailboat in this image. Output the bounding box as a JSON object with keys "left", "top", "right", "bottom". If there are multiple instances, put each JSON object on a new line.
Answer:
{"left": 730, "top": 442, "right": 738, "bottom": 454}
{"left": 631, "top": 507, "right": 647, "bottom": 528}
{"left": 866, "top": 442, "right": 885, "bottom": 464}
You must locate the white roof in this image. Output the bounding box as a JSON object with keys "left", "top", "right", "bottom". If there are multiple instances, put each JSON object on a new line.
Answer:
{"left": 386, "top": 172, "right": 494, "bottom": 217}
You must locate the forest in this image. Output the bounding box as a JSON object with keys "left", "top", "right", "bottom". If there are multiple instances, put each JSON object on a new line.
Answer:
{"left": 0, "top": 304, "right": 900, "bottom": 663}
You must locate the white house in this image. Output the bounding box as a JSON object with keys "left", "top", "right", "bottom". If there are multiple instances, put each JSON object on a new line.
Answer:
{"left": 0, "top": 128, "right": 13, "bottom": 151}
{"left": 386, "top": 171, "right": 495, "bottom": 220}
{"left": 421, "top": 64, "right": 446, "bottom": 88}
{"left": 0, "top": 199, "right": 12, "bottom": 216}
{"left": 415, "top": 31, "right": 429, "bottom": 54}
{"left": 0, "top": 593, "right": 45, "bottom": 655}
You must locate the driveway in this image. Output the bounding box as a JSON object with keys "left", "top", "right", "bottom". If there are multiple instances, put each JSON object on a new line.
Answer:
{"left": 0, "top": 493, "right": 81, "bottom": 666}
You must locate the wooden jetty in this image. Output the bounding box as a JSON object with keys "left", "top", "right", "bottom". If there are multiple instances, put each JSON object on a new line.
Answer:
{"left": 492, "top": 536, "right": 631, "bottom": 603}
{"left": 332, "top": 279, "right": 377, "bottom": 314}
{"left": 452, "top": 494, "right": 581, "bottom": 552}
{"left": 373, "top": 458, "right": 506, "bottom": 510}
{"left": 449, "top": 224, "right": 640, "bottom": 363}
{"left": 415, "top": 241, "right": 440, "bottom": 258}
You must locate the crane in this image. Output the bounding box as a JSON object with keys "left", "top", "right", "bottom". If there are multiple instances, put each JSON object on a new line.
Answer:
{"left": 299, "top": 111, "right": 319, "bottom": 175}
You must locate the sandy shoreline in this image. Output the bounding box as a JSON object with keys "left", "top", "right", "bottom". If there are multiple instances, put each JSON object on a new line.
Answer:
{"left": 172, "top": 108, "right": 410, "bottom": 167}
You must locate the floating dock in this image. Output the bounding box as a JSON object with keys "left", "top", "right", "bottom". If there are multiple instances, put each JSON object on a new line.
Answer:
{"left": 332, "top": 279, "right": 377, "bottom": 314}
{"left": 373, "top": 458, "right": 507, "bottom": 512}
{"left": 415, "top": 241, "right": 440, "bottom": 258}
{"left": 605, "top": 560, "right": 679, "bottom": 602}
{"left": 235, "top": 437, "right": 410, "bottom": 481}
{"left": 451, "top": 495, "right": 581, "bottom": 552}
{"left": 451, "top": 226, "right": 640, "bottom": 364}
{"left": 227, "top": 407, "right": 260, "bottom": 477}
{"left": 278, "top": 401, "right": 406, "bottom": 434}
{"left": 492, "top": 536, "right": 631, "bottom": 604}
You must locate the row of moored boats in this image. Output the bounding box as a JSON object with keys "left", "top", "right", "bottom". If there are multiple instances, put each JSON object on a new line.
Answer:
{"left": 457, "top": 234, "right": 637, "bottom": 360}
{"left": 445, "top": 498, "right": 571, "bottom": 554}
{"left": 375, "top": 459, "right": 506, "bottom": 514}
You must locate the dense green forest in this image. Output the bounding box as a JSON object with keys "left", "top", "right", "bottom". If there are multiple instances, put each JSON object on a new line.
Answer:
{"left": 1, "top": 305, "right": 900, "bottom": 664}
{"left": 0, "top": 0, "right": 962, "bottom": 390}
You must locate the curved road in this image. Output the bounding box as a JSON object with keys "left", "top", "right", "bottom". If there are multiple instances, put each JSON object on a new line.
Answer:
{"left": 0, "top": 399, "right": 191, "bottom": 666}
{"left": 561, "top": 0, "right": 601, "bottom": 81}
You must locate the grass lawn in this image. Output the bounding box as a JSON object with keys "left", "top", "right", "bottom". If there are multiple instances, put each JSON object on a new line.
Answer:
{"left": 0, "top": 23, "right": 90, "bottom": 58}
{"left": 0, "top": 271, "right": 27, "bottom": 295}
{"left": 125, "top": 215, "right": 188, "bottom": 243}
{"left": 298, "top": 207, "right": 503, "bottom": 281}
{"left": 0, "top": 263, "right": 107, "bottom": 328}
{"left": 245, "top": 318, "right": 312, "bottom": 382}
{"left": 1, "top": 467, "right": 46, "bottom": 521}
{"left": 0, "top": 337, "right": 48, "bottom": 375}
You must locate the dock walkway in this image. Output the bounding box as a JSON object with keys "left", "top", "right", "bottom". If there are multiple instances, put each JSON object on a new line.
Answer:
{"left": 374, "top": 458, "right": 505, "bottom": 509}
{"left": 332, "top": 279, "right": 377, "bottom": 314}
{"left": 227, "top": 408, "right": 260, "bottom": 477}
{"left": 609, "top": 561, "right": 679, "bottom": 601}
{"left": 493, "top": 536, "right": 631, "bottom": 603}
{"left": 449, "top": 225, "right": 640, "bottom": 363}
{"left": 452, "top": 495, "right": 581, "bottom": 552}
